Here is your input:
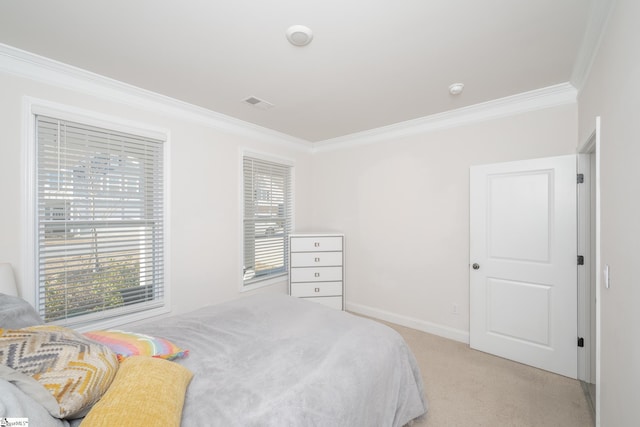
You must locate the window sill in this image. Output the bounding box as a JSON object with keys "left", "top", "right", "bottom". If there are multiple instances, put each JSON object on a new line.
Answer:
{"left": 241, "top": 273, "right": 288, "bottom": 292}
{"left": 54, "top": 304, "right": 171, "bottom": 333}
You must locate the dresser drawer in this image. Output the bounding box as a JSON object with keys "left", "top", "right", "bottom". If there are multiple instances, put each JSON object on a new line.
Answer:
{"left": 290, "top": 251, "right": 342, "bottom": 267}
{"left": 290, "top": 266, "right": 342, "bottom": 282}
{"left": 290, "top": 236, "right": 343, "bottom": 252}
{"left": 291, "top": 282, "right": 343, "bottom": 297}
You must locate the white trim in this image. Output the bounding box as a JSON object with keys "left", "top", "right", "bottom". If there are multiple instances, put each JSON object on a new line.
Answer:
{"left": 313, "top": 83, "right": 577, "bottom": 152}
{"left": 26, "top": 96, "right": 169, "bottom": 141}
{"left": 346, "top": 301, "right": 470, "bottom": 344}
{"left": 0, "top": 43, "right": 312, "bottom": 152}
{"left": 570, "top": 0, "right": 617, "bottom": 92}
{"left": 241, "top": 148, "right": 296, "bottom": 168}
{"left": 71, "top": 308, "right": 169, "bottom": 333}
{"left": 238, "top": 149, "right": 244, "bottom": 292}
{"left": 240, "top": 274, "right": 289, "bottom": 293}
{"left": 21, "top": 97, "right": 172, "bottom": 326}
{"left": 577, "top": 118, "right": 601, "bottom": 426}
{"left": 594, "top": 117, "right": 602, "bottom": 427}
{"left": 3, "top": 43, "right": 584, "bottom": 154}
{"left": 20, "top": 97, "right": 37, "bottom": 305}
{"left": 576, "top": 151, "right": 593, "bottom": 384}
{"left": 162, "top": 123, "right": 173, "bottom": 327}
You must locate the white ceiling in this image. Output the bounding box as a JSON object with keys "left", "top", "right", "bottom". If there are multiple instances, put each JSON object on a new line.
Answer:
{"left": 0, "top": 0, "right": 596, "bottom": 143}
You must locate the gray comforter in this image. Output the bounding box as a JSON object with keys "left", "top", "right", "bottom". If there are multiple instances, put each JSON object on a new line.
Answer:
{"left": 129, "top": 294, "right": 427, "bottom": 427}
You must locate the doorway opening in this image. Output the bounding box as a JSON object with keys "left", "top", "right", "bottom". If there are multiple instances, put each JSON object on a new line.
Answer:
{"left": 577, "top": 117, "right": 600, "bottom": 420}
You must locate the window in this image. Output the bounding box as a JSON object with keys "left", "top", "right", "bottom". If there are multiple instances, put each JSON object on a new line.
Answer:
{"left": 35, "top": 114, "right": 166, "bottom": 324}
{"left": 242, "top": 154, "right": 293, "bottom": 286}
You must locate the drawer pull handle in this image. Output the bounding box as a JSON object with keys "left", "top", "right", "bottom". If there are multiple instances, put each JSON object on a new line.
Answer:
{"left": 314, "top": 242, "right": 320, "bottom": 247}
{"left": 314, "top": 272, "right": 320, "bottom": 277}
{"left": 314, "top": 288, "right": 320, "bottom": 293}
{"left": 314, "top": 257, "right": 320, "bottom": 262}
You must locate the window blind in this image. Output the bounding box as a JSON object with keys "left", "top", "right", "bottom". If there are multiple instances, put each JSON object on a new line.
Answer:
{"left": 243, "top": 156, "right": 292, "bottom": 284}
{"left": 35, "top": 115, "right": 165, "bottom": 324}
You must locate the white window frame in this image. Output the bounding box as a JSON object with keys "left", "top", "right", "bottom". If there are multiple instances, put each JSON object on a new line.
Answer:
{"left": 240, "top": 149, "right": 294, "bottom": 292}
{"left": 22, "top": 97, "right": 171, "bottom": 330}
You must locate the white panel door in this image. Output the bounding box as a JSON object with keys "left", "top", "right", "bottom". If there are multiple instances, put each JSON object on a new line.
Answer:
{"left": 470, "top": 155, "right": 577, "bottom": 378}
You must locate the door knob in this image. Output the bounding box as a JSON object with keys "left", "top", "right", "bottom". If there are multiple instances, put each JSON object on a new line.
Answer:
{"left": 472, "top": 263, "right": 480, "bottom": 270}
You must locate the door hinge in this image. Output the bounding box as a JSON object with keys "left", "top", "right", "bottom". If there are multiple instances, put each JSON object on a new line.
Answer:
{"left": 578, "top": 337, "right": 584, "bottom": 347}
{"left": 577, "top": 173, "right": 584, "bottom": 184}
{"left": 577, "top": 255, "right": 584, "bottom": 265}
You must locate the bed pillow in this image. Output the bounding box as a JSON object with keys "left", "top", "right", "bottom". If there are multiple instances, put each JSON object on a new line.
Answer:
{"left": 0, "top": 325, "right": 118, "bottom": 419}
{"left": 81, "top": 355, "right": 193, "bottom": 427}
{"left": 0, "top": 293, "right": 44, "bottom": 328}
{"left": 0, "top": 378, "right": 70, "bottom": 427}
{"left": 83, "top": 330, "right": 188, "bottom": 361}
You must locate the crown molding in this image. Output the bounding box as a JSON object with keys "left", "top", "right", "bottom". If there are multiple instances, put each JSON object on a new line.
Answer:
{"left": 570, "top": 0, "right": 617, "bottom": 92}
{"left": 0, "top": 43, "right": 313, "bottom": 152}
{"left": 0, "top": 43, "right": 580, "bottom": 155}
{"left": 313, "top": 82, "right": 578, "bottom": 152}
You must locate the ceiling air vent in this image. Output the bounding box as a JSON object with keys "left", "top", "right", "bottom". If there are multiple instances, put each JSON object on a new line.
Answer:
{"left": 242, "top": 96, "right": 275, "bottom": 110}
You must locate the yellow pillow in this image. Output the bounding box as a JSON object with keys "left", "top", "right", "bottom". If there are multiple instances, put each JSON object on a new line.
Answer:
{"left": 81, "top": 356, "right": 193, "bottom": 427}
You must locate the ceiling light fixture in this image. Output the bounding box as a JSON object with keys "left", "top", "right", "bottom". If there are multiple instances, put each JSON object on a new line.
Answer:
{"left": 286, "top": 25, "right": 313, "bottom": 46}
{"left": 449, "top": 83, "right": 465, "bottom": 95}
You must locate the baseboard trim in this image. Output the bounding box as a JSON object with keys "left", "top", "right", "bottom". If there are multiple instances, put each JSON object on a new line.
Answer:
{"left": 580, "top": 380, "right": 596, "bottom": 425}
{"left": 346, "top": 301, "right": 470, "bottom": 344}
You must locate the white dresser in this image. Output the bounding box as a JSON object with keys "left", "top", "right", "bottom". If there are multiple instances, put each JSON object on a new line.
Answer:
{"left": 289, "top": 233, "right": 344, "bottom": 310}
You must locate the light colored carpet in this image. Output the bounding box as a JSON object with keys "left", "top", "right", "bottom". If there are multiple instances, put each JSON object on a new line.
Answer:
{"left": 383, "top": 321, "right": 594, "bottom": 427}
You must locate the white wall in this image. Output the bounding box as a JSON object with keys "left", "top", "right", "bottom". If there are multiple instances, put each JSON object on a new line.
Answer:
{"left": 578, "top": 0, "right": 640, "bottom": 425}
{"left": 2, "top": 5, "right": 634, "bottom": 420}
{"left": 0, "top": 46, "right": 584, "bottom": 350}
{"left": 0, "top": 70, "right": 315, "bottom": 317}
{"left": 310, "top": 105, "right": 578, "bottom": 341}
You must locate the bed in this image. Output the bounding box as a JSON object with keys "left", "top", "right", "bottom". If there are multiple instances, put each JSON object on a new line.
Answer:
{"left": 0, "top": 292, "right": 427, "bottom": 426}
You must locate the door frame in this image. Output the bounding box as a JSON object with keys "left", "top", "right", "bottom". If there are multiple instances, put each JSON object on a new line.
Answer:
{"left": 576, "top": 151, "right": 593, "bottom": 383}
{"left": 577, "top": 116, "right": 601, "bottom": 425}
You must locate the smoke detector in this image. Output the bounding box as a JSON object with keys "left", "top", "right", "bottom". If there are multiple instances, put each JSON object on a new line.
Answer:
{"left": 449, "top": 83, "right": 465, "bottom": 95}
{"left": 286, "top": 25, "right": 313, "bottom": 46}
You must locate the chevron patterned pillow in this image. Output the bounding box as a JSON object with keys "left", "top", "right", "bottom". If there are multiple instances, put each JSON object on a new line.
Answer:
{"left": 0, "top": 325, "right": 118, "bottom": 419}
